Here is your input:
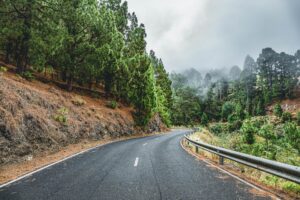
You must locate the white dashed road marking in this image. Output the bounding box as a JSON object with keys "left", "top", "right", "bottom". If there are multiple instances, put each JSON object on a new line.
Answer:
{"left": 134, "top": 157, "right": 139, "bottom": 167}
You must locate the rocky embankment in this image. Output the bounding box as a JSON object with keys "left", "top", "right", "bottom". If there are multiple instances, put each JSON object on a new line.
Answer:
{"left": 0, "top": 74, "right": 165, "bottom": 165}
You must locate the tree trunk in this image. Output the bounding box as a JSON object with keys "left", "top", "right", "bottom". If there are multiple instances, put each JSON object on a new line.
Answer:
{"left": 67, "top": 75, "right": 73, "bottom": 91}
{"left": 61, "top": 70, "right": 67, "bottom": 81}
{"left": 5, "top": 41, "right": 13, "bottom": 64}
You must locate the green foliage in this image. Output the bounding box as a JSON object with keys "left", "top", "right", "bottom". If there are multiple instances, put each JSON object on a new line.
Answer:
{"left": 282, "top": 182, "right": 300, "bottom": 194}
{"left": 171, "top": 86, "right": 202, "bottom": 126}
{"left": 201, "top": 113, "right": 209, "bottom": 126}
{"left": 107, "top": 100, "right": 118, "bottom": 109}
{"left": 221, "top": 102, "right": 235, "bottom": 121}
{"left": 281, "top": 112, "right": 292, "bottom": 122}
{"left": 156, "top": 86, "right": 171, "bottom": 127}
{"left": 0, "top": 66, "right": 7, "bottom": 73}
{"left": 228, "top": 114, "right": 238, "bottom": 123}
{"left": 21, "top": 71, "right": 35, "bottom": 81}
{"left": 54, "top": 108, "right": 68, "bottom": 124}
{"left": 235, "top": 103, "right": 245, "bottom": 120}
{"left": 228, "top": 120, "right": 242, "bottom": 132}
{"left": 273, "top": 104, "right": 283, "bottom": 117}
{"left": 257, "top": 48, "right": 299, "bottom": 100}
{"left": 241, "top": 120, "right": 256, "bottom": 144}
{"left": 131, "top": 57, "right": 157, "bottom": 126}
{"left": 209, "top": 123, "right": 227, "bottom": 135}
{"left": 255, "top": 99, "right": 265, "bottom": 116}
{"left": 0, "top": 0, "right": 174, "bottom": 128}
{"left": 259, "top": 124, "right": 276, "bottom": 149}
{"left": 284, "top": 122, "right": 300, "bottom": 152}
{"left": 297, "top": 112, "right": 300, "bottom": 126}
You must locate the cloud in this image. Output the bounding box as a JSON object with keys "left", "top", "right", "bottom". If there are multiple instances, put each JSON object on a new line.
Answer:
{"left": 127, "top": 0, "right": 300, "bottom": 72}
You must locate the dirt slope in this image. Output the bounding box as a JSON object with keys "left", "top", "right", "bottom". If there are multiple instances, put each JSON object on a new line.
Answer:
{"left": 0, "top": 72, "right": 164, "bottom": 165}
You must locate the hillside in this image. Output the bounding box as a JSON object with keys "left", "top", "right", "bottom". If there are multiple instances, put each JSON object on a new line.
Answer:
{"left": 0, "top": 72, "right": 165, "bottom": 166}
{"left": 267, "top": 90, "right": 300, "bottom": 116}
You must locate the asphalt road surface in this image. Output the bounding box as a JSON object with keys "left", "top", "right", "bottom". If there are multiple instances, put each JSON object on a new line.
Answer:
{"left": 0, "top": 130, "right": 271, "bottom": 200}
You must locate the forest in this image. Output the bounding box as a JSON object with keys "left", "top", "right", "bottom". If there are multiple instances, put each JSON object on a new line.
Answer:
{"left": 171, "top": 49, "right": 300, "bottom": 173}
{"left": 171, "top": 49, "right": 300, "bottom": 126}
{"left": 0, "top": 0, "right": 173, "bottom": 127}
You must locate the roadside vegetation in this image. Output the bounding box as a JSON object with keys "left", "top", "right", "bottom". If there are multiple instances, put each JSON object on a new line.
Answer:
{"left": 0, "top": 0, "right": 172, "bottom": 128}
{"left": 189, "top": 120, "right": 300, "bottom": 196}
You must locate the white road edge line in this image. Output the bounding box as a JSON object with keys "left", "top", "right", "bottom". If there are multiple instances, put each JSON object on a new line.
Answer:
{"left": 134, "top": 157, "right": 139, "bottom": 167}
{"left": 180, "top": 140, "right": 281, "bottom": 200}
{"left": 0, "top": 140, "right": 119, "bottom": 189}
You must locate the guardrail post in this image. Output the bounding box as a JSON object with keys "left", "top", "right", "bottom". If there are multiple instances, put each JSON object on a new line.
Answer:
{"left": 219, "top": 156, "right": 224, "bottom": 165}
{"left": 195, "top": 146, "right": 199, "bottom": 153}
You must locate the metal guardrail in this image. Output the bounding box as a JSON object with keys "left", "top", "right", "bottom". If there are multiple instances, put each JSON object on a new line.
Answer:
{"left": 184, "top": 131, "right": 300, "bottom": 184}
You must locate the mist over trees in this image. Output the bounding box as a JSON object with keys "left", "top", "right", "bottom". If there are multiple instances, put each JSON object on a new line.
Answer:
{"left": 170, "top": 48, "right": 300, "bottom": 125}
{"left": 0, "top": 0, "right": 172, "bottom": 127}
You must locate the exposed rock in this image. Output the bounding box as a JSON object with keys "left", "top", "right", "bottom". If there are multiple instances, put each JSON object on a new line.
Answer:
{"left": 0, "top": 75, "right": 165, "bottom": 166}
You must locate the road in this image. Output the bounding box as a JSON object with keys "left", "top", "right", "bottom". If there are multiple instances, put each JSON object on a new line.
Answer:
{"left": 0, "top": 130, "right": 271, "bottom": 200}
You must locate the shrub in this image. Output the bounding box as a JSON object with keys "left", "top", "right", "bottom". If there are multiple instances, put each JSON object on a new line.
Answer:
{"left": 281, "top": 112, "right": 292, "bottom": 122}
{"left": 297, "top": 112, "right": 300, "bottom": 126}
{"left": 235, "top": 103, "right": 245, "bottom": 120}
{"left": 54, "top": 108, "right": 68, "bottom": 124}
{"left": 71, "top": 97, "right": 86, "bottom": 106}
{"left": 209, "top": 123, "right": 224, "bottom": 135}
{"left": 249, "top": 117, "right": 266, "bottom": 130}
{"left": 255, "top": 100, "right": 265, "bottom": 116}
{"left": 107, "top": 100, "right": 118, "bottom": 109}
{"left": 22, "top": 71, "right": 35, "bottom": 81}
{"left": 221, "top": 102, "right": 235, "bottom": 121}
{"left": 259, "top": 124, "right": 276, "bottom": 146}
{"left": 273, "top": 103, "right": 283, "bottom": 117}
{"left": 228, "top": 120, "right": 242, "bottom": 132}
{"left": 0, "top": 66, "right": 7, "bottom": 75}
{"left": 228, "top": 114, "right": 238, "bottom": 123}
{"left": 241, "top": 120, "right": 255, "bottom": 144}
{"left": 201, "top": 113, "right": 209, "bottom": 126}
{"left": 284, "top": 122, "right": 300, "bottom": 152}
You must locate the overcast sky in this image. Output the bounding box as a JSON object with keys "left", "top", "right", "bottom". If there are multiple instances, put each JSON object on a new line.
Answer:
{"left": 127, "top": 0, "right": 300, "bottom": 72}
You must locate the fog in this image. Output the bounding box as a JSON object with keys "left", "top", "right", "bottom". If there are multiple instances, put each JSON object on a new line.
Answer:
{"left": 127, "top": 0, "right": 300, "bottom": 72}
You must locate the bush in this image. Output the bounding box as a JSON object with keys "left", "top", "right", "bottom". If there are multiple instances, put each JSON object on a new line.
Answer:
{"left": 228, "top": 114, "right": 238, "bottom": 123}
{"left": 259, "top": 124, "right": 276, "bottom": 144}
{"left": 54, "top": 108, "right": 68, "bottom": 124}
{"left": 209, "top": 123, "right": 224, "bottom": 135}
{"left": 201, "top": 113, "right": 209, "bottom": 126}
{"left": 281, "top": 112, "right": 292, "bottom": 122}
{"left": 107, "top": 100, "right": 118, "bottom": 109}
{"left": 221, "top": 102, "right": 235, "bottom": 121}
{"left": 249, "top": 117, "right": 266, "bottom": 130}
{"left": 22, "top": 71, "right": 35, "bottom": 81}
{"left": 284, "top": 122, "right": 300, "bottom": 152}
{"left": 228, "top": 120, "right": 242, "bottom": 132}
{"left": 71, "top": 97, "right": 86, "bottom": 106}
{"left": 241, "top": 120, "right": 255, "bottom": 144}
{"left": 235, "top": 103, "right": 245, "bottom": 120}
{"left": 0, "top": 66, "right": 7, "bottom": 75}
{"left": 297, "top": 112, "right": 300, "bottom": 126}
{"left": 273, "top": 103, "right": 283, "bottom": 117}
{"left": 255, "top": 100, "right": 265, "bottom": 116}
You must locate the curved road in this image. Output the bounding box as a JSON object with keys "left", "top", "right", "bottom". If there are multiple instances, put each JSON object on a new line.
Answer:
{"left": 0, "top": 130, "right": 271, "bottom": 200}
